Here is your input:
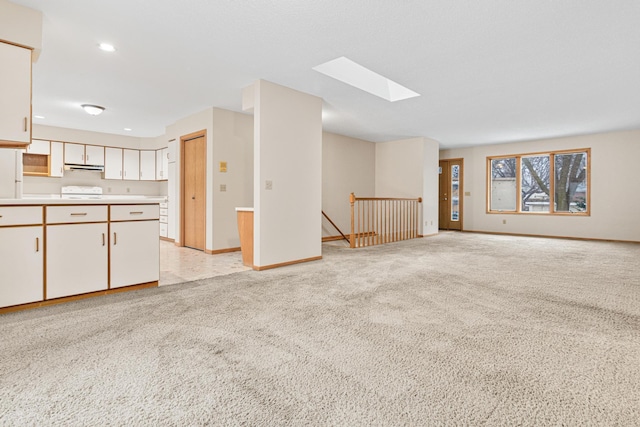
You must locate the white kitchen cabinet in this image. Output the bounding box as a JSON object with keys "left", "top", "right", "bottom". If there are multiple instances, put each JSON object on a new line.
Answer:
{"left": 85, "top": 145, "right": 104, "bottom": 165}
{"left": 123, "top": 149, "right": 140, "bottom": 181}
{"left": 155, "top": 148, "right": 169, "bottom": 180}
{"left": 64, "top": 142, "right": 85, "bottom": 164}
{"left": 0, "top": 42, "right": 31, "bottom": 147}
{"left": 27, "top": 139, "right": 50, "bottom": 155}
{"left": 110, "top": 205, "right": 159, "bottom": 288}
{"left": 167, "top": 162, "right": 176, "bottom": 240}
{"left": 139, "top": 150, "right": 156, "bottom": 181}
{"left": 50, "top": 141, "right": 64, "bottom": 177}
{"left": 46, "top": 205, "right": 109, "bottom": 299}
{"left": 168, "top": 140, "right": 177, "bottom": 163}
{"left": 104, "top": 147, "right": 123, "bottom": 180}
{"left": 0, "top": 206, "right": 43, "bottom": 308}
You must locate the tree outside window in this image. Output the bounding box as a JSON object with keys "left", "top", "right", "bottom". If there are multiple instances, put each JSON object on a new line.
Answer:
{"left": 487, "top": 149, "right": 589, "bottom": 215}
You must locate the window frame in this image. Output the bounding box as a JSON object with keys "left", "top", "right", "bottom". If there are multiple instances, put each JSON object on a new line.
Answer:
{"left": 486, "top": 148, "right": 590, "bottom": 216}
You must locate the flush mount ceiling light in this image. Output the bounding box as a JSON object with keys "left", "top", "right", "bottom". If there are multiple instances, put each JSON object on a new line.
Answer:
{"left": 98, "top": 43, "right": 116, "bottom": 52}
{"left": 313, "top": 56, "right": 420, "bottom": 102}
{"left": 81, "top": 104, "right": 105, "bottom": 116}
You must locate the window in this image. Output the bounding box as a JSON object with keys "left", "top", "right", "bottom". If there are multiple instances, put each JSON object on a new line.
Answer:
{"left": 487, "top": 149, "right": 589, "bottom": 215}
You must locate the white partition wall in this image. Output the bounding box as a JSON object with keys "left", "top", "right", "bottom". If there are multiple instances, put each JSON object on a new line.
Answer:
{"left": 249, "top": 80, "right": 323, "bottom": 269}
{"left": 374, "top": 137, "right": 440, "bottom": 236}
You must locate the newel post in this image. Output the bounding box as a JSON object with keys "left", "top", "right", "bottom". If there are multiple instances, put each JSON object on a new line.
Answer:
{"left": 349, "top": 193, "right": 356, "bottom": 248}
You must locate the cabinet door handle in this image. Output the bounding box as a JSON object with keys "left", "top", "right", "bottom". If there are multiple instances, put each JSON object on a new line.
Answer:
{"left": 86, "top": 154, "right": 89, "bottom": 162}
{"left": 70, "top": 212, "right": 88, "bottom": 216}
{"left": 36, "top": 237, "right": 39, "bottom": 252}
{"left": 129, "top": 211, "right": 144, "bottom": 215}
{"left": 102, "top": 233, "right": 105, "bottom": 246}
{"left": 113, "top": 232, "right": 117, "bottom": 245}
{"left": 24, "top": 117, "right": 28, "bottom": 132}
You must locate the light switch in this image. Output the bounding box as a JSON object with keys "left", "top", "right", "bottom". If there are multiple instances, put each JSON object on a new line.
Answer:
{"left": 265, "top": 180, "right": 273, "bottom": 190}
{"left": 465, "top": 191, "right": 471, "bottom": 196}
{"left": 220, "top": 184, "right": 226, "bottom": 192}
{"left": 219, "top": 161, "right": 227, "bottom": 172}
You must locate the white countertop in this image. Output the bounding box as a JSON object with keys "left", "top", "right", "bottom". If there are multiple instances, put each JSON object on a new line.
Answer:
{"left": 0, "top": 195, "right": 167, "bottom": 206}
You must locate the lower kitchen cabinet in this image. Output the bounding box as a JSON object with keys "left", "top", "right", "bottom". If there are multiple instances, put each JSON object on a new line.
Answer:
{"left": 46, "top": 222, "right": 109, "bottom": 299}
{"left": 0, "top": 226, "right": 43, "bottom": 308}
{"left": 109, "top": 204, "right": 159, "bottom": 289}
{"left": 110, "top": 220, "right": 159, "bottom": 288}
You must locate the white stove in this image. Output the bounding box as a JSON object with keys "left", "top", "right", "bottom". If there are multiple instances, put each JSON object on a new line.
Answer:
{"left": 60, "top": 186, "right": 103, "bottom": 199}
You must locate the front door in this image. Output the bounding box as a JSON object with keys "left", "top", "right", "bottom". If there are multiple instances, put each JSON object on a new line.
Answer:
{"left": 182, "top": 133, "right": 206, "bottom": 250}
{"left": 439, "top": 159, "right": 463, "bottom": 230}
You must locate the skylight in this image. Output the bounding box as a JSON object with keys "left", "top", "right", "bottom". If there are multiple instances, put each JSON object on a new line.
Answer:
{"left": 313, "top": 57, "right": 420, "bottom": 102}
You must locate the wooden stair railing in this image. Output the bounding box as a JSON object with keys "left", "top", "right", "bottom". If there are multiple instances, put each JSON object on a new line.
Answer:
{"left": 349, "top": 193, "right": 422, "bottom": 248}
{"left": 322, "top": 211, "right": 350, "bottom": 244}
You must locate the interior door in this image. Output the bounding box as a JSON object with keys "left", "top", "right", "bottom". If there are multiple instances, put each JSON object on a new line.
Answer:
{"left": 182, "top": 134, "right": 206, "bottom": 250}
{"left": 439, "top": 159, "right": 463, "bottom": 230}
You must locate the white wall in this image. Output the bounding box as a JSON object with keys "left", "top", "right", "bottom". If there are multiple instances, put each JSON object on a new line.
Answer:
{"left": 422, "top": 138, "right": 440, "bottom": 235}
{"left": 165, "top": 108, "right": 214, "bottom": 247}
{"left": 24, "top": 125, "right": 164, "bottom": 196}
{"left": 375, "top": 137, "right": 440, "bottom": 235}
{"left": 322, "top": 132, "right": 375, "bottom": 238}
{"left": 252, "top": 80, "right": 323, "bottom": 268}
{"left": 165, "top": 107, "right": 253, "bottom": 251}
{"left": 0, "top": 0, "right": 42, "bottom": 53}
{"left": 440, "top": 129, "right": 640, "bottom": 242}
{"left": 211, "top": 108, "right": 253, "bottom": 250}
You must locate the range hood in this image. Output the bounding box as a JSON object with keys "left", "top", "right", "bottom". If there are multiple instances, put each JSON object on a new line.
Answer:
{"left": 64, "top": 163, "right": 105, "bottom": 172}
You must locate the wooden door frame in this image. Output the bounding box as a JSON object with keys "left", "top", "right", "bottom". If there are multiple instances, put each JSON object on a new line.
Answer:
{"left": 179, "top": 130, "right": 207, "bottom": 248}
{"left": 439, "top": 158, "right": 464, "bottom": 231}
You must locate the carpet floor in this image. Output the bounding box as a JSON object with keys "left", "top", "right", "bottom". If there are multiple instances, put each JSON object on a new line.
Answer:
{"left": 1, "top": 232, "right": 639, "bottom": 426}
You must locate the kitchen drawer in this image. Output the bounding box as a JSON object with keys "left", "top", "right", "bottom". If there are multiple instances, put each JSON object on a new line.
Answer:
{"left": 159, "top": 222, "right": 168, "bottom": 237}
{"left": 0, "top": 206, "right": 43, "bottom": 226}
{"left": 110, "top": 204, "right": 159, "bottom": 221}
{"left": 46, "top": 205, "right": 108, "bottom": 224}
{"left": 159, "top": 208, "right": 168, "bottom": 216}
{"left": 159, "top": 202, "right": 168, "bottom": 209}
{"left": 159, "top": 215, "right": 168, "bottom": 224}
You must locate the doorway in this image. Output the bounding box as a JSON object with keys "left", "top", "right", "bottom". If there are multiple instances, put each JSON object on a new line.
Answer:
{"left": 180, "top": 131, "right": 206, "bottom": 251}
{"left": 439, "top": 159, "right": 463, "bottom": 231}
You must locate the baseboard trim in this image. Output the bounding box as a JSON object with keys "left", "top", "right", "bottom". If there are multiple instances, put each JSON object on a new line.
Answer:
{"left": 205, "top": 247, "right": 241, "bottom": 255}
{"left": 322, "top": 235, "right": 349, "bottom": 242}
{"left": 160, "top": 237, "right": 174, "bottom": 242}
{"left": 463, "top": 229, "right": 640, "bottom": 244}
{"left": 0, "top": 281, "right": 159, "bottom": 315}
{"left": 253, "top": 255, "right": 323, "bottom": 271}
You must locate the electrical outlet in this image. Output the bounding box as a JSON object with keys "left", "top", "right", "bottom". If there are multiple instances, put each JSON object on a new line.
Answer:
{"left": 503, "top": 219, "right": 507, "bottom": 224}
{"left": 465, "top": 191, "right": 471, "bottom": 196}
{"left": 126, "top": 188, "right": 130, "bottom": 193}
{"left": 265, "top": 180, "right": 273, "bottom": 190}
{"left": 107, "top": 187, "right": 111, "bottom": 193}
{"left": 220, "top": 184, "right": 226, "bottom": 192}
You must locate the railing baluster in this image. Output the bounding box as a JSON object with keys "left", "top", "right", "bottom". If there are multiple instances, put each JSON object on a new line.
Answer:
{"left": 348, "top": 194, "right": 422, "bottom": 248}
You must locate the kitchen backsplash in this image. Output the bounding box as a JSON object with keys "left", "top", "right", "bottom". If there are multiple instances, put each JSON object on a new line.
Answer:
{"left": 24, "top": 171, "right": 167, "bottom": 196}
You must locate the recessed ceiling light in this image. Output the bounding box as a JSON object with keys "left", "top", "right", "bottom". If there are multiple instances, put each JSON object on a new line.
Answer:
{"left": 33, "top": 115, "right": 45, "bottom": 119}
{"left": 124, "top": 128, "right": 132, "bottom": 131}
{"left": 98, "top": 43, "right": 116, "bottom": 52}
{"left": 81, "top": 104, "right": 105, "bottom": 115}
{"left": 313, "top": 56, "right": 420, "bottom": 102}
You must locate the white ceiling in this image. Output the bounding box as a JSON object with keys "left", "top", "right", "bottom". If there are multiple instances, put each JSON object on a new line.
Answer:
{"left": 12, "top": 0, "right": 640, "bottom": 149}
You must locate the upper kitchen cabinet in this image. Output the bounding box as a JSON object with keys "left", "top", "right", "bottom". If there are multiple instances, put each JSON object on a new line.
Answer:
{"left": 0, "top": 42, "right": 32, "bottom": 148}
{"left": 64, "top": 143, "right": 85, "bottom": 164}
{"left": 155, "top": 148, "right": 168, "bottom": 180}
{"left": 85, "top": 145, "right": 104, "bottom": 165}
{"left": 104, "top": 147, "right": 123, "bottom": 180}
{"left": 139, "top": 150, "right": 156, "bottom": 181}
{"left": 123, "top": 149, "right": 140, "bottom": 181}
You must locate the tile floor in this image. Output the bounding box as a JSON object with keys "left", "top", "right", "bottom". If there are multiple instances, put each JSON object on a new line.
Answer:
{"left": 159, "top": 240, "right": 251, "bottom": 286}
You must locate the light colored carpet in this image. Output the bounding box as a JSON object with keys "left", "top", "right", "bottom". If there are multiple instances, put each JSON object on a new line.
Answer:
{"left": 1, "top": 233, "right": 639, "bottom": 426}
